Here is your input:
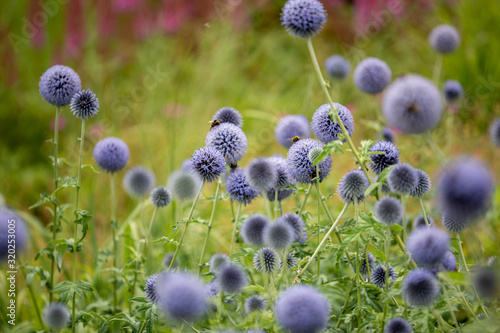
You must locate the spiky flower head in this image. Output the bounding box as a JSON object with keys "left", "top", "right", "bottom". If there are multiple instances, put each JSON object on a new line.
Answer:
{"left": 281, "top": 0, "right": 326, "bottom": 39}
{"left": 489, "top": 118, "right": 500, "bottom": 147}
{"left": 246, "top": 158, "right": 278, "bottom": 190}
{"left": 209, "top": 253, "right": 230, "bottom": 273}
{"left": 369, "top": 141, "right": 400, "bottom": 174}
{"left": 286, "top": 252, "right": 298, "bottom": 268}
{"left": 409, "top": 169, "right": 431, "bottom": 198}
{"left": 311, "top": 103, "right": 354, "bottom": 144}
{"left": 205, "top": 281, "right": 219, "bottom": 297}
{"left": 442, "top": 211, "right": 468, "bottom": 233}
{"left": 308, "top": 147, "right": 323, "bottom": 164}
{"left": 93, "top": 137, "right": 130, "bottom": 173}
{"left": 191, "top": 146, "right": 226, "bottom": 183}
{"left": 385, "top": 317, "right": 412, "bottom": 333}
{"left": 168, "top": 170, "right": 202, "bottom": 201}
{"left": 286, "top": 138, "right": 332, "bottom": 184}
{"left": 145, "top": 273, "right": 167, "bottom": 303}
{"left": 381, "top": 126, "right": 396, "bottom": 143}
{"left": 267, "top": 156, "right": 291, "bottom": 189}
{"left": 0, "top": 208, "right": 28, "bottom": 259}
{"left": 276, "top": 213, "right": 305, "bottom": 242}
{"left": 241, "top": 214, "right": 270, "bottom": 247}
{"left": 275, "top": 115, "right": 310, "bottom": 149}
{"left": 276, "top": 285, "right": 331, "bottom": 333}
{"left": 429, "top": 25, "right": 460, "bottom": 54}
{"left": 388, "top": 163, "right": 418, "bottom": 194}
{"left": 245, "top": 295, "right": 266, "bottom": 313}
{"left": 70, "top": 89, "right": 99, "bottom": 120}
{"left": 413, "top": 215, "right": 434, "bottom": 229}
{"left": 324, "top": 55, "right": 350, "bottom": 80}
{"left": 374, "top": 197, "right": 403, "bottom": 225}
{"left": 206, "top": 123, "right": 247, "bottom": 165}
{"left": 337, "top": 169, "right": 369, "bottom": 204}
{"left": 212, "top": 107, "right": 243, "bottom": 127}
{"left": 443, "top": 80, "right": 463, "bottom": 103}
{"left": 123, "top": 166, "right": 156, "bottom": 197}
{"left": 149, "top": 186, "right": 172, "bottom": 208}
{"left": 264, "top": 220, "right": 294, "bottom": 250}
{"left": 39, "top": 65, "right": 81, "bottom": 106}
{"left": 217, "top": 264, "right": 247, "bottom": 294}
{"left": 226, "top": 168, "right": 259, "bottom": 206}
{"left": 43, "top": 303, "right": 70, "bottom": 331}
{"left": 253, "top": 247, "right": 281, "bottom": 273}
{"left": 473, "top": 267, "right": 498, "bottom": 299}
{"left": 354, "top": 57, "right": 392, "bottom": 94}
{"left": 382, "top": 74, "right": 443, "bottom": 134}
{"left": 371, "top": 265, "right": 397, "bottom": 288}
{"left": 181, "top": 159, "right": 194, "bottom": 172}
{"left": 403, "top": 268, "right": 440, "bottom": 306}
{"left": 441, "top": 251, "right": 456, "bottom": 272}
{"left": 407, "top": 227, "right": 449, "bottom": 268}
{"left": 359, "top": 252, "right": 375, "bottom": 277}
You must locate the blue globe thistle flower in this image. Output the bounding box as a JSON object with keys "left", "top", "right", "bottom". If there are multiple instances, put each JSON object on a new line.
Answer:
{"left": 209, "top": 253, "right": 230, "bottom": 273}
{"left": 441, "top": 251, "right": 456, "bottom": 272}
{"left": 276, "top": 213, "right": 305, "bottom": 242}
{"left": 158, "top": 272, "right": 207, "bottom": 321}
{"left": 191, "top": 146, "right": 226, "bottom": 183}
{"left": 381, "top": 126, "right": 396, "bottom": 143}
{"left": 385, "top": 317, "right": 412, "bottom": 333}
{"left": 276, "top": 285, "right": 331, "bottom": 333}
{"left": 413, "top": 215, "right": 434, "bottom": 229}
{"left": 388, "top": 163, "right": 418, "bottom": 194}
{"left": 324, "top": 55, "right": 350, "bottom": 80}
{"left": 181, "top": 159, "right": 194, "bottom": 172}
{"left": 0, "top": 208, "right": 28, "bottom": 259}
{"left": 212, "top": 107, "right": 243, "bottom": 127}
{"left": 443, "top": 80, "right": 463, "bottom": 103}
{"left": 409, "top": 169, "right": 431, "bottom": 198}
{"left": 359, "top": 252, "right": 375, "bottom": 277}
{"left": 382, "top": 75, "right": 443, "bottom": 134}
{"left": 311, "top": 103, "right": 354, "bottom": 144}
{"left": 168, "top": 170, "right": 202, "bottom": 201}
{"left": 206, "top": 123, "right": 247, "bottom": 165}
{"left": 241, "top": 214, "right": 270, "bottom": 247}
{"left": 163, "top": 252, "right": 178, "bottom": 269}
{"left": 337, "top": 169, "right": 369, "bottom": 204}
{"left": 286, "top": 138, "right": 332, "bottom": 184}
{"left": 281, "top": 0, "right": 326, "bottom": 39}
{"left": 245, "top": 295, "right": 266, "bottom": 313}
{"left": 70, "top": 89, "right": 99, "bottom": 120}
{"left": 489, "top": 118, "right": 500, "bottom": 147}
{"left": 123, "top": 166, "right": 156, "bottom": 197}
{"left": 407, "top": 227, "right": 449, "bottom": 268}
{"left": 438, "top": 157, "right": 493, "bottom": 220}
{"left": 374, "top": 197, "right": 403, "bottom": 225}
{"left": 369, "top": 141, "right": 400, "bottom": 174}
{"left": 442, "top": 212, "right": 468, "bottom": 233}
{"left": 275, "top": 115, "right": 310, "bottom": 149}
{"left": 403, "top": 268, "right": 440, "bottom": 306}
{"left": 299, "top": 231, "right": 307, "bottom": 244}
{"left": 145, "top": 273, "right": 166, "bottom": 303}
{"left": 93, "top": 137, "right": 130, "bottom": 173}
{"left": 473, "top": 267, "right": 498, "bottom": 299}
{"left": 429, "top": 25, "right": 460, "bottom": 54}
{"left": 149, "top": 186, "right": 172, "bottom": 208}
{"left": 43, "top": 303, "right": 70, "bottom": 331}
{"left": 39, "top": 65, "right": 81, "bottom": 106}
{"left": 286, "top": 252, "right": 298, "bottom": 268}
{"left": 205, "top": 281, "right": 219, "bottom": 297}
{"left": 254, "top": 247, "right": 281, "bottom": 273}
{"left": 217, "top": 264, "right": 247, "bottom": 294}
{"left": 246, "top": 158, "right": 278, "bottom": 190}
{"left": 266, "top": 185, "right": 294, "bottom": 203}
{"left": 267, "top": 156, "right": 291, "bottom": 189}
{"left": 371, "top": 265, "right": 397, "bottom": 288}
{"left": 354, "top": 57, "right": 392, "bottom": 94}
{"left": 226, "top": 168, "right": 260, "bottom": 206}
{"left": 264, "top": 220, "right": 294, "bottom": 250}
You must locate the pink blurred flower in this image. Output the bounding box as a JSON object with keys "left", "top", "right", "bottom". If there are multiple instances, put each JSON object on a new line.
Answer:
{"left": 64, "top": 0, "right": 86, "bottom": 57}
{"left": 28, "top": 0, "right": 46, "bottom": 48}
{"left": 50, "top": 115, "right": 66, "bottom": 132}
{"left": 113, "top": 0, "right": 143, "bottom": 12}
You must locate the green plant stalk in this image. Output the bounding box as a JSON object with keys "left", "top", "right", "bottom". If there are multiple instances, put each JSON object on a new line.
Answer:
{"left": 298, "top": 183, "right": 313, "bottom": 216}
{"left": 433, "top": 54, "right": 443, "bottom": 84}
{"left": 21, "top": 263, "right": 45, "bottom": 329}
{"left": 382, "top": 225, "right": 391, "bottom": 332}
{"left": 335, "top": 282, "right": 354, "bottom": 329}
{"left": 198, "top": 180, "right": 221, "bottom": 274}
{"left": 418, "top": 198, "right": 431, "bottom": 227}
{"left": 261, "top": 188, "right": 272, "bottom": 219}
{"left": 229, "top": 201, "right": 243, "bottom": 255}
{"left": 354, "top": 200, "right": 361, "bottom": 328}
{"left": 49, "top": 106, "right": 60, "bottom": 303}
{"left": 306, "top": 38, "right": 372, "bottom": 185}
{"left": 110, "top": 173, "right": 118, "bottom": 312}
{"left": 274, "top": 188, "right": 280, "bottom": 218}
{"left": 364, "top": 240, "right": 372, "bottom": 282}
{"left": 401, "top": 194, "right": 408, "bottom": 319}
{"left": 72, "top": 119, "right": 86, "bottom": 333}
{"left": 442, "top": 283, "right": 460, "bottom": 330}
{"left": 315, "top": 167, "right": 321, "bottom": 276}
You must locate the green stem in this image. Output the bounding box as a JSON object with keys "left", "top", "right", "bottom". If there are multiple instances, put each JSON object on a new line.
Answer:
{"left": 315, "top": 168, "right": 321, "bottom": 277}
{"left": 418, "top": 198, "right": 431, "bottom": 227}
{"left": 336, "top": 282, "right": 354, "bottom": 329}
{"left": 229, "top": 201, "right": 243, "bottom": 255}
{"left": 110, "top": 173, "right": 118, "bottom": 312}
{"left": 433, "top": 54, "right": 443, "bottom": 84}
{"left": 261, "top": 188, "right": 272, "bottom": 219}
{"left": 382, "top": 224, "right": 391, "bottom": 332}
{"left": 298, "top": 183, "right": 314, "bottom": 216}
{"left": 401, "top": 194, "right": 408, "bottom": 319}
{"left": 443, "top": 283, "right": 460, "bottom": 330}
{"left": 198, "top": 180, "right": 221, "bottom": 274}
{"left": 354, "top": 200, "right": 361, "bottom": 328}
{"left": 21, "top": 263, "right": 45, "bottom": 329}
{"left": 49, "top": 106, "right": 60, "bottom": 303}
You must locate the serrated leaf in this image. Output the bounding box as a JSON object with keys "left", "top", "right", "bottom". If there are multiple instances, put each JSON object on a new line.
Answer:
{"left": 82, "top": 164, "right": 100, "bottom": 173}
{"left": 53, "top": 280, "right": 93, "bottom": 303}
{"left": 29, "top": 193, "right": 55, "bottom": 209}
{"left": 312, "top": 140, "right": 343, "bottom": 166}
{"left": 75, "top": 210, "right": 93, "bottom": 243}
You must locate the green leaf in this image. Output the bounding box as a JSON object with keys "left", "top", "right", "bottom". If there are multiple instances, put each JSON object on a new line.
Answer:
{"left": 82, "top": 164, "right": 100, "bottom": 173}
{"left": 75, "top": 210, "right": 93, "bottom": 243}
{"left": 364, "top": 182, "right": 381, "bottom": 198}
{"left": 244, "top": 284, "right": 266, "bottom": 292}
{"left": 438, "top": 272, "right": 470, "bottom": 286}
{"left": 312, "top": 140, "right": 343, "bottom": 166}
{"left": 29, "top": 193, "right": 55, "bottom": 209}
{"left": 53, "top": 280, "right": 94, "bottom": 303}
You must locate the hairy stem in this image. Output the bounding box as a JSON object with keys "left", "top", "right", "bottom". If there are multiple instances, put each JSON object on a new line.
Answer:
{"left": 49, "top": 106, "right": 60, "bottom": 303}
{"left": 110, "top": 173, "right": 118, "bottom": 312}
{"left": 229, "top": 201, "right": 243, "bottom": 255}
{"left": 298, "top": 183, "right": 314, "bottom": 216}
{"left": 198, "top": 180, "right": 221, "bottom": 274}
{"left": 418, "top": 198, "right": 431, "bottom": 227}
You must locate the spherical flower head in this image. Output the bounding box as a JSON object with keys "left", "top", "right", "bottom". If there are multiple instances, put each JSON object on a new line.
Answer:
{"left": 253, "top": 247, "right": 281, "bottom": 273}
{"left": 407, "top": 227, "right": 449, "bottom": 268}
{"left": 441, "top": 251, "right": 456, "bottom": 272}
{"left": 206, "top": 123, "right": 247, "bottom": 165}
{"left": 286, "top": 252, "right": 298, "bottom": 268}
{"left": 241, "top": 214, "right": 270, "bottom": 247}
{"left": 409, "top": 169, "right": 431, "bottom": 198}
{"left": 39, "top": 65, "right": 81, "bottom": 106}
{"left": 209, "top": 253, "right": 230, "bottom": 273}
{"left": 245, "top": 295, "right": 266, "bottom": 313}
{"left": 217, "top": 264, "right": 247, "bottom": 294}
{"left": 385, "top": 317, "right": 412, "bottom": 333}
{"left": 438, "top": 157, "right": 493, "bottom": 220}
{"left": 145, "top": 273, "right": 166, "bottom": 303}
{"left": 149, "top": 186, "right": 172, "bottom": 208}
{"left": 246, "top": 158, "right": 278, "bottom": 190}
{"left": 354, "top": 57, "right": 392, "bottom": 94}
{"left": 212, "top": 107, "right": 243, "bottom": 127}
{"left": 337, "top": 169, "right": 369, "bottom": 204}
{"left": 442, "top": 211, "right": 468, "bottom": 233}
{"left": 281, "top": 0, "right": 326, "bottom": 39}
{"left": 473, "top": 267, "right": 498, "bottom": 299}
{"left": 325, "top": 55, "right": 350, "bottom": 80}
{"left": 158, "top": 272, "right": 207, "bottom": 321}
{"left": 299, "top": 231, "right": 308, "bottom": 244}
{"left": 43, "top": 303, "right": 70, "bottom": 331}
{"left": 264, "top": 220, "right": 294, "bottom": 250}
{"left": 168, "top": 170, "right": 202, "bottom": 201}
{"left": 276, "top": 213, "right": 305, "bottom": 242}
{"left": 388, "top": 163, "right": 418, "bottom": 194}
{"left": 276, "top": 285, "right": 331, "bottom": 333}
{"left": 275, "top": 115, "right": 311, "bottom": 149}
{"left": 93, "top": 137, "right": 130, "bottom": 173}
{"left": 371, "top": 265, "right": 397, "bottom": 288}
{"left": 266, "top": 181, "right": 294, "bottom": 202}
{"left": 181, "top": 159, "right": 194, "bottom": 172}
{"left": 123, "top": 166, "right": 156, "bottom": 197}
{"left": 191, "top": 146, "right": 226, "bottom": 183}
{"left": 70, "top": 89, "right": 99, "bottom": 120}
{"left": 443, "top": 80, "right": 463, "bottom": 103}
{"left": 403, "top": 268, "right": 440, "bottom": 306}
{"left": 413, "top": 215, "right": 434, "bottom": 229}
{"left": 311, "top": 103, "right": 354, "bottom": 144}
{"left": 0, "top": 208, "right": 28, "bottom": 259}
{"left": 374, "top": 197, "right": 403, "bottom": 225}
{"left": 226, "top": 168, "right": 260, "bottom": 206}
{"left": 489, "top": 118, "right": 500, "bottom": 147}
{"left": 381, "top": 126, "right": 396, "bottom": 143}
{"left": 429, "top": 25, "right": 460, "bottom": 54}
{"left": 286, "top": 138, "right": 332, "bottom": 184}
{"left": 205, "top": 281, "right": 219, "bottom": 297}
{"left": 268, "top": 156, "right": 292, "bottom": 189}
{"left": 359, "top": 252, "right": 375, "bottom": 277}
{"left": 163, "top": 252, "right": 178, "bottom": 269}
{"left": 382, "top": 74, "right": 443, "bottom": 134}
{"left": 369, "top": 141, "right": 400, "bottom": 174}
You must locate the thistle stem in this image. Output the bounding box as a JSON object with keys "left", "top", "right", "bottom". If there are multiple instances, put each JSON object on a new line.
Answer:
{"left": 433, "top": 54, "right": 443, "bottom": 84}
{"left": 229, "top": 201, "right": 243, "bottom": 255}
{"left": 110, "top": 173, "right": 118, "bottom": 312}
{"left": 401, "top": 194, "right": 408, "bottom": 319}
{"left": 418, "top": 198, "right": 431, "bottom": 227}
{"left": 354, "top": 200, "right": 361, "bottom": 328}
{"left": 382, "top": 224, "right": 391, "bottom": 332}
{"left": 315, "top": 167, "right": 321, "bottom": 276}
{"left": 198, "top": 180, "right": 221, "bottom": 274}
{"left": 298, "top": 183, "right": 313, "bottom": 216}
{"left": 49, "top": 106, "right": 60, "bottom": 303}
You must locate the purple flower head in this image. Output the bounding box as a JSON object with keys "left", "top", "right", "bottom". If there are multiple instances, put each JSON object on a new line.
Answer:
{"left": 145, "top": 273, "right": 167, "bottom": 303}
{"left": 441, "top": 251, "right": 456, "bottom": 272}
{"left": 0, "top": 208, "right": 28, "bottom": 259}
{"left": 264, "top": 219, "right": 294, "bottom": 250}
{"left": 443, "top": 80, "right": 463, "bottom": 103}
{"left": 212, "top": 107, "right": 243, "bottom": 127}
{"left": 191, "top": 146, "right": 226, "bottom": 183}
{"left": 374, "top": 197, "right": 403, "bottom": 225}
{"left": 403, "top": 268, "right": 440, "bottom": 306}
{"left": 275, "top": 115, "right": 310, "bottom": 149}
{"left": 473, "top": 267, "right": 498, "bottom": 299}
{"left": 409, "top": 169, "right": 431, "bottom": 198}
{"left": 241, "top": 214, "right": 270, "bottom": 247}
{"left": 337, "top": 169, "right": 369, "bottom": 204}
{"left": 281, "top": 0, "right": 327, "bottom": 39}
{"left": 372, "top": 265, "right": 397, "bottom": 288}
{"left": 43, "top": 303, "right": 70, "bottom": 331}
{"left": 429, "top": 25, "right": 460, "bottom": 54}
{"left": 245, "top": 295, "right": 266, "bottom": 313}
{"left": 407, "top": 227, "right": 449, "bottom": 268}
{"left": 325, "top": 55, "right": 350, "bottom": 80}
{"left": 206, "top": 123, "right": 247, "bottom": 165}
{"left": 39, "top": 65, "right": 81, "bottom": 106}
{"left": 149, "top": 186, "right": 172, "bottom": 208}
{"left": 354, "top": 57, "right": 392, "bottom": 94}
{"left": 123, "top": 166, "right": 155, "bottom": 197}
{"left": 246, "top": 158, "right": 278, "bottom": 190}
{"left": 253, "top": 247, "right": 280, "bottom": 273}
{"left": 205, "top": 281, "right": 219, "bottom": 297}
{"left": 168, "top": 170, "right": 202, "bottom": 201}
{"left": 276, "top": 213, "right": 304, "bottom": 242}
{"left": 226, "top": 168, "right": 259, "bottom": 206}
{"left": 442, "top": 211, "right": 468, "bottom": 233}
{"left": 311, "top": 103, "right": 354, "bottom": 144}
{"left": 388, "top": 163, "right": 418, "bottom": 194}
{"left": 385, "top": 317, "right": 412, "bottom": 333}
{"left": 369, "top": 141, "right": 400, "bottom": 174}
{"left": 286, "top": 138, "right": 332, "bottom": 184}
{"left": 217, "top": 264, "right": 247, "bottom": 294}
{"left": 381, "top": 126, "right": 396, "bottom": 143}
{"left": 93, "top": 137, "right": 130, "bottom": 173}
{"left": 209, "top": 253, "right": 230, "bottom": 273}
{"left": 413, "top": 215, "right": 434, "bottom": 229}
{"left": 70, "top": 89, "right": 99, "bottom": 120}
